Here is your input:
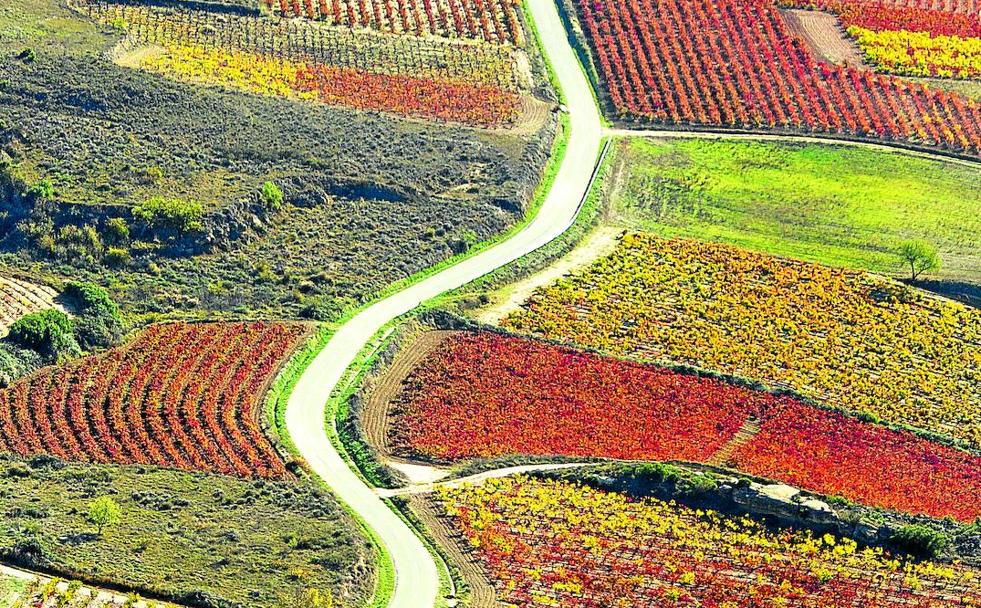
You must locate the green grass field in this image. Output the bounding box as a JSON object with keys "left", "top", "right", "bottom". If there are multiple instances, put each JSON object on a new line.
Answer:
{"left": 611, "top": 138, "right": 981, "bottom": 286}
{"left": 0, "top": 575, "right": 25, "bottom": 608}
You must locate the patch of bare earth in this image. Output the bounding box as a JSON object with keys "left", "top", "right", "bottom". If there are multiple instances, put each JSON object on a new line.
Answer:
{"left": 408, "top": 495, "right": 501, "bottom": 608}
{"left": 780, "top": 9, "right": 865, "bottom": 68}
{"left": 474, "top": 226, "right": 622, "bottom": 325}
{"left": 110, "top": 41, "right": 166, "bottom": 69}
{"left": 501, "top": 95, "right": 554, "bottom": 138}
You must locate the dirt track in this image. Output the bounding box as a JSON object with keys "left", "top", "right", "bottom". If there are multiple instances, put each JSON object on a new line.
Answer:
{"left": 408, "top": 495, "right": 501, "bottom": 608}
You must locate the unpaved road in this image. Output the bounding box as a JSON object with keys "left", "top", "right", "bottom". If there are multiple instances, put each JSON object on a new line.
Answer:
{"left": 376, "top": 462, "right": 597, "bottom": 498}
{"left": 283, "top": 0, "right": 604, "bottom": 604}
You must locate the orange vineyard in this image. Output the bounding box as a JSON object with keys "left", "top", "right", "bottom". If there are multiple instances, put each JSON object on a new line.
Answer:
{"left": 0, "top": 322, "right": 308, "bottom": 479}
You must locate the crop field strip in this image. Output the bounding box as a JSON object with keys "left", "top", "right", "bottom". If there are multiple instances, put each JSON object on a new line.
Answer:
{"left": 0, "top": 321, "right": 308, "bottom": 479}
{"left": 387, "top": 331, "right": 981, "bottom": 521}
{"left": 611, "top": 138, "right": 981, "bottom": 287}
{"left": 435, "top": 477, "right": 981, "bottom": 608}
{"left": 264, "top": 0, "right": 524, "bottom": 45}
{"left": 571, "top": 0, "right": 981, "bottom": 155}
{"left": 783, "top": 0, "right": 981, "bottom": 79}
{"left": 0, "top": 275, "right": 62, "bottom": 338}
{"left": 502, "top": 234, "right": 981, "bottom": 448}
{"left": 80, "top": 0, "right": 523, "bottom": 124}
{"left": 82, "top": 1, "right": 522, "bottom": 90}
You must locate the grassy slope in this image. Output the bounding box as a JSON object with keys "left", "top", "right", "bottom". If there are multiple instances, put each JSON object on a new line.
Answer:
{"left": 0, "top": 455, "right": 374, "bottom": 608}
{"left": 612, "top": 138, "right": 981, "bottom": 285}
{"left": 0, "top": 575, "right": 24, "bottom": 608}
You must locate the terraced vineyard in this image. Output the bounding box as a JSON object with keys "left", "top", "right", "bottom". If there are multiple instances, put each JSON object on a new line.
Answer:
{"left": 388, "top": 330, "right": 981, "bottom": 520}
{"left": 569, "top": 0, "right": 981, "bottom": 154}
{"left": 436, "top": 476, "right": 981, "bottom": 607}
{"left": 0, "top": 275, "right": 62, "bottom": 338}
{"left": 503, "top": 234, "right": 981, "bottom": 447}
{"left": 0, "top": 322, "right": 308, "bottom": 479}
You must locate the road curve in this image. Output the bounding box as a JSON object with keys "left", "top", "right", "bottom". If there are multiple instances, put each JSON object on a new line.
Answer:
{"left": 283, "top": 0, "right": 604, "bottom": 604}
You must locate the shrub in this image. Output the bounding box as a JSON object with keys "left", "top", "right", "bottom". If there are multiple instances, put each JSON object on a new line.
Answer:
{"left": 300, "top": 295, "right": 355, "bottom": 322}
{"left": 27, "top": 178, "right": 53, "bottom": 199}
{"left": 0, "top": 343, "right": 42, "bottom": 387}
{"left": 677, "top": 474, "right": 719, "bottom": 497}
{"left": 64, "top": 281, "right": 118, "bottom": 316}
{"left": 62, "top": 281, "right": 124, "bottom": 351}
{"left": 8, "top": 310, "right": 74, "bottom": 351}
{"left": 260, "top": 181, "right": 284, "bottom": 210}
{"left": 132, "top": 196, "right": 204, "bottom": 234}
{"left": 889, "top": 525, "right": 950, "bottom": 559}
{"left": 105, "top": 247, "right": 132, "bottom": 267}
{"left": 16, "top": 48, "right": 37, "bottom": 63}
{"left": 104, "top": 217, "right": 131, "bottom": 245}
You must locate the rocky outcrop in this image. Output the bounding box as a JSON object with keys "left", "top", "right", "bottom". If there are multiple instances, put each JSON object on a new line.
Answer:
{"left": 730, "top": 481, "right": 837, "bottom": 526}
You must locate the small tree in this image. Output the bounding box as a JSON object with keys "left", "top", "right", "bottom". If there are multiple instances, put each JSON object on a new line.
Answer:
{"left": 88, "top": 496, "right": 121, "bottom": 536}
{"left": 898, "top": 240, "right": 940, "bottom": 281}
{"left": 260, "top": 181, "right": 284, "bottom": 210}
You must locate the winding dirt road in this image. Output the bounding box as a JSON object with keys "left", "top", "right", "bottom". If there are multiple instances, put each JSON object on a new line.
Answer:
{"left": 283, "top": 0, "right": 604, "bottom": 604}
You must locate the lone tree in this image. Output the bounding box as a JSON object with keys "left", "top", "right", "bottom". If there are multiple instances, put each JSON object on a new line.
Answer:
{"left": 88, "top": 496, "right": 121, "bottom": 536}
{"left": 898, "top": 239, "right": 940, "bottom": 281}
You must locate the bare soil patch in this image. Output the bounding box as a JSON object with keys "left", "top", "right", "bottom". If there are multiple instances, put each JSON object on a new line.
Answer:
{"left": 781, "top": 9, "right": 865, "bottom": 68}
{"left": 474, "top": 226, "right": 622, "bottom": 325}
{"left": 503, "top": 95, "right": 555, "bottom": 138}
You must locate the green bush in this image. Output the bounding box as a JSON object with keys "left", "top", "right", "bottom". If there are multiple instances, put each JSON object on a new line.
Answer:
{"left": 16, "top": 48, "right": 37, "bottom": 63}
{"left": 104, "top": 247, "right": 131, "bottom": 267}
{"left": 889, "top": 525, "right": 950, "bottom": 559}
{"left": 8, "top": 309, "right": 74, "bottom": 350}
{"left": 104, "top": 218, "right": 131, "bottom": 246}
{"left": 132, "top": 196, "right": 204, "bottom": 234}
{"left": 629, "top": 462, "right": 683, "bottom": 485}
{"left": 63, "top": 282, "right": 118, "bottom": 316}
{"left": 299, "top": 295, "right": 355, "bottom": 323}
{"left": 0, "top": 343, "right": 42, "bottom": 387}
{"left": 27, "top": 178, "right": 53, "bottom": 199}
{"left": 677, "top": 474, "right": 719, "bottom": 497}
{"left": 260, "top": 181, "right": 284, "bottom": 210}
{"left": 63, "top": 282, "right": 124, "bottom": 351}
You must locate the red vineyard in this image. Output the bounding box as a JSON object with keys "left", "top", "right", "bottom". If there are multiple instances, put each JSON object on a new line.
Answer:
{"left": 793, "top": 1, "right": 981, "bottom": 38}
{"left": 806, "top": 0, "right": 979, "bottom": 15}
{"left": 574, "top": 0, "right": 981, "bottom": 155}
{"left": 265, "top": 0, "right": 523, "bottom": 45}
{"left": 0, "top": 322, "right": 307, "bottom": 479}
{"left": 732, "top": 402, "right": 981, "bottom": 522}
{"left": 389, "top": 332, "right": 768, "bottom": 462}
{"left": 390, "top": 331, "right": 981, "bottom": 521}
{"left": 295, "top": 65, "right": 520, "bottom": 125}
